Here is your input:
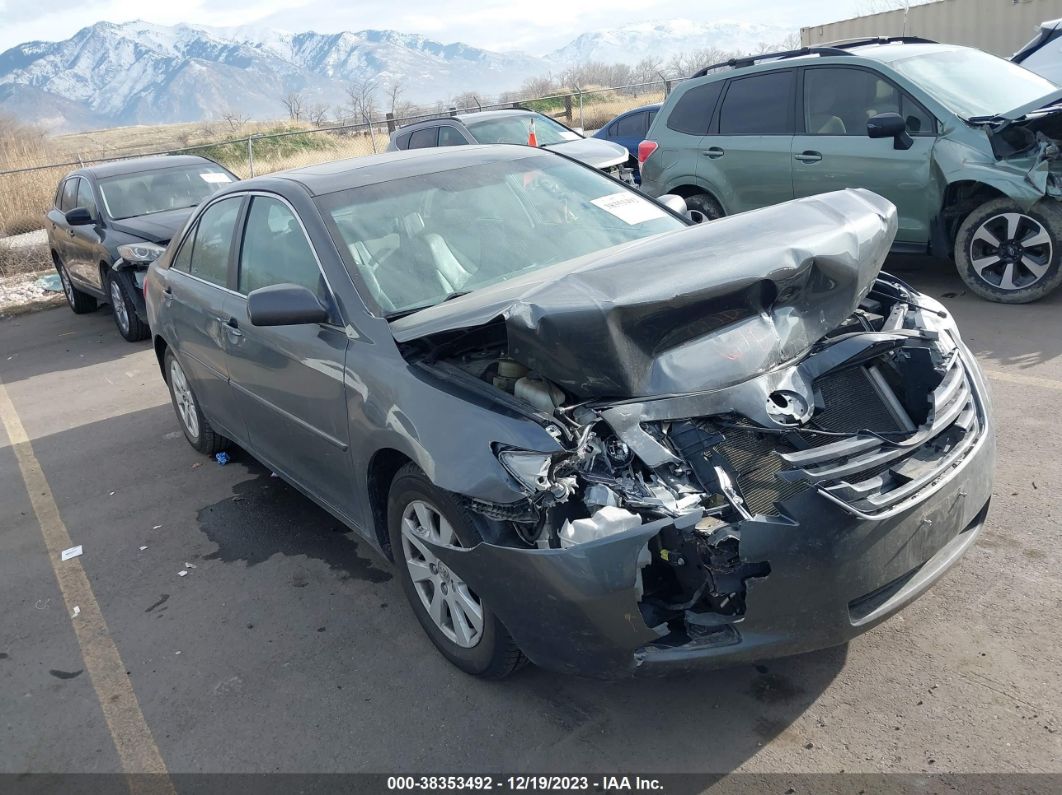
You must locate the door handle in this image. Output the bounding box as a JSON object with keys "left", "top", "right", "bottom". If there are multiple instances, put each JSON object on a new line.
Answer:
{"left": 221, "top": 316, "right": 243, "bottom": 337}
{"left": 703, "top": 147, "right": 725, "bottom": 159}
{"left": 162, "top": 286, "right": 173, "bottom": 301}
{"left": 794, "top": 151, "right": 823, "bottom": 163}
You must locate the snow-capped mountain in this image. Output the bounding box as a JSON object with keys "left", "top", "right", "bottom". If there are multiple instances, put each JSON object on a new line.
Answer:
{"left": 0, "top": 19, "right": 794, "bottom": 132}
{"left": 550, "top": 19, "right": 793, "bottom": 65}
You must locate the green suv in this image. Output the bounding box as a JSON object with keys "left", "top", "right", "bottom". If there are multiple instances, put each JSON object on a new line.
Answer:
{"left": 639, "top": 37, "right": 1062, "bottom": 303}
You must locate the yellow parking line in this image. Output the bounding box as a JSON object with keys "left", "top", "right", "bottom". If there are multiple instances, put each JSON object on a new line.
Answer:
{"left": 983, "top": 369, "right": 1062, "bottom": 392}
{"left": 0, "top": 376, "right": 174, "bottom": 795}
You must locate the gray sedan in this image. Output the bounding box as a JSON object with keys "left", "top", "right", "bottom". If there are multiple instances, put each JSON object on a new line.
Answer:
{"left": 145, "top": 145, "right": 993, "bottom": 678}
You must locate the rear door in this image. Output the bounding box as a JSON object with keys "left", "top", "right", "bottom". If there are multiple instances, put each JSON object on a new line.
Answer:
{"left": 164, "top": 195, "right": 246, "bottom": 441}
{"left": 47, "top": 179, "right": 77, "bottom": 270}
{"left": 703, "top": 70, "right": 796, "bottom": 214}
{"left": 646, "top": 81, "right": 723, "bottom": 196}
{"left": 608, "top": 110, "right": 649, "bottom": 157}
{"left": 224, "top": 194, "right": 354, "bottom": 518}
{"left": 792, "top": 66, "right": 936, "bottom": 245}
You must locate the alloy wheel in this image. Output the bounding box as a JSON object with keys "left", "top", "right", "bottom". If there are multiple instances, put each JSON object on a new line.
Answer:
{"left": 110, "top": 279, "right": 129, "bottom": 334}
{"left": 169, "top": 358, "right": 199, "bottom": 440}
{"left": 969, "top": 212, "right": 1053, "bottom": 291}
{"left": 400, "top": 499, "right": 483, "bottom": 648}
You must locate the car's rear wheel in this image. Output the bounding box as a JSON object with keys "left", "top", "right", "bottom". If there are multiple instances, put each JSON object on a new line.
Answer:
{"left": 387, "top": 463, "right": 526, "bottom": 678}
{"left": 164, "top": 349, "right": 229, "bottom": 455}
{"left": 684, "top": 193, "right": 724, "bottom": 222}
{"left": 54, "top": 256, "right": 97, "bottom": 314}
{"left": 108, "top": 272, "right": 150, "bottom": 342}
{"left": 954, "top": 198, "right": 1062, "bottom": 303}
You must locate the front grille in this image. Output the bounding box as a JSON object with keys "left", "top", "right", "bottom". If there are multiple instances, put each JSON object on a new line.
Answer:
{"left": 778, "top": 354, "right": 983, "bottom": 517}
{"left": 715, "top": 355, "right": 982, "bottom": 518}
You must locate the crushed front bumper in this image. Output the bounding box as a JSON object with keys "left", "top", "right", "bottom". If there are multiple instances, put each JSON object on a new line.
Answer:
{"left": 425, "top": 348, "right": 995, "bottom": 679}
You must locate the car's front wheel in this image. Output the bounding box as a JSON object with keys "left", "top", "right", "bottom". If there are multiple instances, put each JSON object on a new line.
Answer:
{"left": 954, "top": 198, "right": 1062, "bottom": 303}
{"left": 108, "top": 272, "right": 149, "bottom": 342}
{"left": 387, "top": 463, "right": 526, "bottom": 679}
{"left": 164, "top": 349, "right": 229, "bottom": 455}
{"left": 54, "top": 255, "right": 97, "bottom": 314}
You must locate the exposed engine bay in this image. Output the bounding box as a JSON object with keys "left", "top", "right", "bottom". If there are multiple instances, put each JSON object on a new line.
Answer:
{"left": 399, "top": 272, "right": 980, "bottom": 649}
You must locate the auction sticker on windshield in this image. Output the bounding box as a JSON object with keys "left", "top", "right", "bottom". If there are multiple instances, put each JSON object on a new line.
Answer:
{"left": 591, "top": 192, "right": 667, "bottom": 224}
{"left": 200, "top": 172, "right": 232, "bottom": 183}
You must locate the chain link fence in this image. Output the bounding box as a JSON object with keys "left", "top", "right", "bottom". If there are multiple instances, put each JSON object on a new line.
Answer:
{"left": 0, "top": 76, "right": 680, "bottom": 267}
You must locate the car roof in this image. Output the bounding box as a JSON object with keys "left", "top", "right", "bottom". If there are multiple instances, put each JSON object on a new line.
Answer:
{"left": 395, "top": 108, "right": 535, "bottom": 134}
{"left": 70, "top": 154, "right": 221, "bottom": 180}
{"left": 226, "top": 144, "right": 553, "bottom": 197}
{"left": 690, "top": 41, "right": 966, "bottom": 82}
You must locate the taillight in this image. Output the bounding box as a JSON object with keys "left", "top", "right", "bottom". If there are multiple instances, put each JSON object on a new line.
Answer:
{"left": 637, "top": 140, "right": 658, "bottom": 165}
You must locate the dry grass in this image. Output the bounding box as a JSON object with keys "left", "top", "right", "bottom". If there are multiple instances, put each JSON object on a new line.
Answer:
{"left": 0, "top": 91, "right": 658, "bottom": 239}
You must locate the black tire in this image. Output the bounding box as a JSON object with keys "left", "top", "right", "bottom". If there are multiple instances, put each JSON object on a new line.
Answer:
{"left": 163, "top": 349, "right": 229, "bottom": 456}
{"left": 684, "top": 192, "right": 725, "bottom": 222}
{"left": 387, "top": 463, "right": 527, "bottom": 679}
{"left": 954, "top": 198, "right": 1062, "bottom": 304}
{"left": 107, "top": 270, "right": 150, "bottom": 342}
{"left": 54, "top": 255, "right": 97, "bottom": 314}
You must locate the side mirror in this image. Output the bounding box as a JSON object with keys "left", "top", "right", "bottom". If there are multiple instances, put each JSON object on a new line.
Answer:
{"left": 247, "top": 283, "right": 329, "bottom": 327}
{"left": 64, "top": 207, "right": 94, "bottom": 226}
{"left": 657, "top": 194, "right": 688, "bottom": 215}
{"left": 867, "top": 112, "right": 913, "bottom": 151}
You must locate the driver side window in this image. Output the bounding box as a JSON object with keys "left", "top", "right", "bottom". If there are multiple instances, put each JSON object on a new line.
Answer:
{"left": 237, "top": 196, "right": 324, "bottom": 297}
{"left": 803, "top": 67, "right": 935, "bottom": 136}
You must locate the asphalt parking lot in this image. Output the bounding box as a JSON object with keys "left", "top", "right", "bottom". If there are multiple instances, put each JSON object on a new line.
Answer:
{"left": 1, "top": 256, "right": 1060, "bottom": 788}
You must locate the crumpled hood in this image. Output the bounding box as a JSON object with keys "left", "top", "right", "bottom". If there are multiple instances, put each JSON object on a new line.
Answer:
{"left": 109, "top": 207, "right": 193, "bottom": 244}
{"left": 543, "top": 137, "right": 629, "bottom": 169}
{"left": 392, "top": 188, "right": 897, "bottom": 399}
{"left": 986, "top": 87, "right": 1062, "bottom": 122}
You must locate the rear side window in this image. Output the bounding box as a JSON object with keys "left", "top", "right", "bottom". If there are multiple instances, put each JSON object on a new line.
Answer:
{"left": 438, "top": 126, "right": 467, "bottom": 146}
{"left": 408, "top": 128, "right": 439, "bottom": 149}
{"left": 718, "top": 71, "right": 795, "bottom": 135}
{"left": 175, "top": 198, "right": 240, "bottom": 287}
{"left": 666, "top": 81, "right": 724, "bottom": 135}
{"left": 394, "top": 132, "right": 412, "bottom": 150}
{"left": 60, "top": 179, "right": 79, "bottom": 212}
{"left": 614, "top": 112, "right": 647, "bottom": 137}
{"left": 238, "top": 196, "right": 323, "bottom": 296}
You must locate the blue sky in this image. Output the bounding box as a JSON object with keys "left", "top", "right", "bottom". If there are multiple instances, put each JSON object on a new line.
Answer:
{"left": 0, "top": 0, "right": 894, "bottom": 53}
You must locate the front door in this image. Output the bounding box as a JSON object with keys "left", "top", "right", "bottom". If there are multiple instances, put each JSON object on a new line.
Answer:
{"left": 701, "top": 70, "right": 796, "bottom": 214}
{"left": 792, "top": 66, "right": 936, "bottom": 245}
{"left": 164, "top": 195, "right": 246, "bottom": 441}
{"left": 223, "top": 194, "right": 354, "bottom": 519}
{"left": 67, "top": 177, "right": 104, "bottom": 287}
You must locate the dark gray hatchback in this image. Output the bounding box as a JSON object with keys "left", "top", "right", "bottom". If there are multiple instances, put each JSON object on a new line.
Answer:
{"left": 146, "top": 145, "right": 993, "bottom": 678}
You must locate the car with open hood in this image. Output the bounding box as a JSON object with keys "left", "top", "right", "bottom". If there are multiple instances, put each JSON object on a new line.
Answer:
{"left": 46, "top": 155, "right": 238, "bottom": 340}
{"left": 639, "top": 36, "right": 1062, "bottom": 304}
{"left": 145, "top": 145, "right": 994, "bottom": 678}
{"left": 388, "top": 109, "right": 632, "bottom": 182}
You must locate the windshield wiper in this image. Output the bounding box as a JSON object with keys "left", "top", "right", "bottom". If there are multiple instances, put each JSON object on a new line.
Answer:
{"left": 385, "top": 291, "right": 471, "bottom": 321}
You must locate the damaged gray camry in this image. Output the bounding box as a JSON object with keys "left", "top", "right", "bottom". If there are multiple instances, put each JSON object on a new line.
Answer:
{"left": 146, "top": 145, "right": 994, "bottom": 679}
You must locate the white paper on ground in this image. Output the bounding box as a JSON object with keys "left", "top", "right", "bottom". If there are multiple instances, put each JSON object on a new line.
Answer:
{"left": 590, "top": 192, "right": 667, "bottom": 225}
{"left": 61, "top": 545, "right": 83, "bottom": 561}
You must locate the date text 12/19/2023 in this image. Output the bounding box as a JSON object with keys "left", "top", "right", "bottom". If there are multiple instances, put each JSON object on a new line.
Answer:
{"left": 386, "top": 776, "right": 666, "bottom": 792}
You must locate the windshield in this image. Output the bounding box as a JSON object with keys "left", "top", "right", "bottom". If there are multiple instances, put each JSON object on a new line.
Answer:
{"left": 318, "top": 156, "right": 685, "bottom": 317}
{"left": 98, "top": 164, "right": 235, "bottom": 220}
{"left": 465, "top": 114, "right": 583, "bottom": 146}
{"left": 889, "top": 47, "right": 1058, "bottom": 119}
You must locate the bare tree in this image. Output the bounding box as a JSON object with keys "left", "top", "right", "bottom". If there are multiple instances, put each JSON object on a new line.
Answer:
{"left": 221, "top": 110, "right": 249, "bottom": 132}
{"left": 281, "top": 91, "right": 306, "bottom": 122}
{"left": 384, "top": 78, "right": 405, "bottom": 114}
{"left": 307, "top": 103, "right": 330, "bottom": 128}
{"left": 451, "top": 91, "right": 483, "bottom": 111}
{"left": 345, "top": 77, "right": 380, "bottom": 150}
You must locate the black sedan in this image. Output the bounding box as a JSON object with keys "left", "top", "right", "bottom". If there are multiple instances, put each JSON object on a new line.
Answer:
{"left": 145, "top": 145, "right": 993, "bottom": 678}
{"left": 46, "top": 155, "right": 237, "bottom": 341}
